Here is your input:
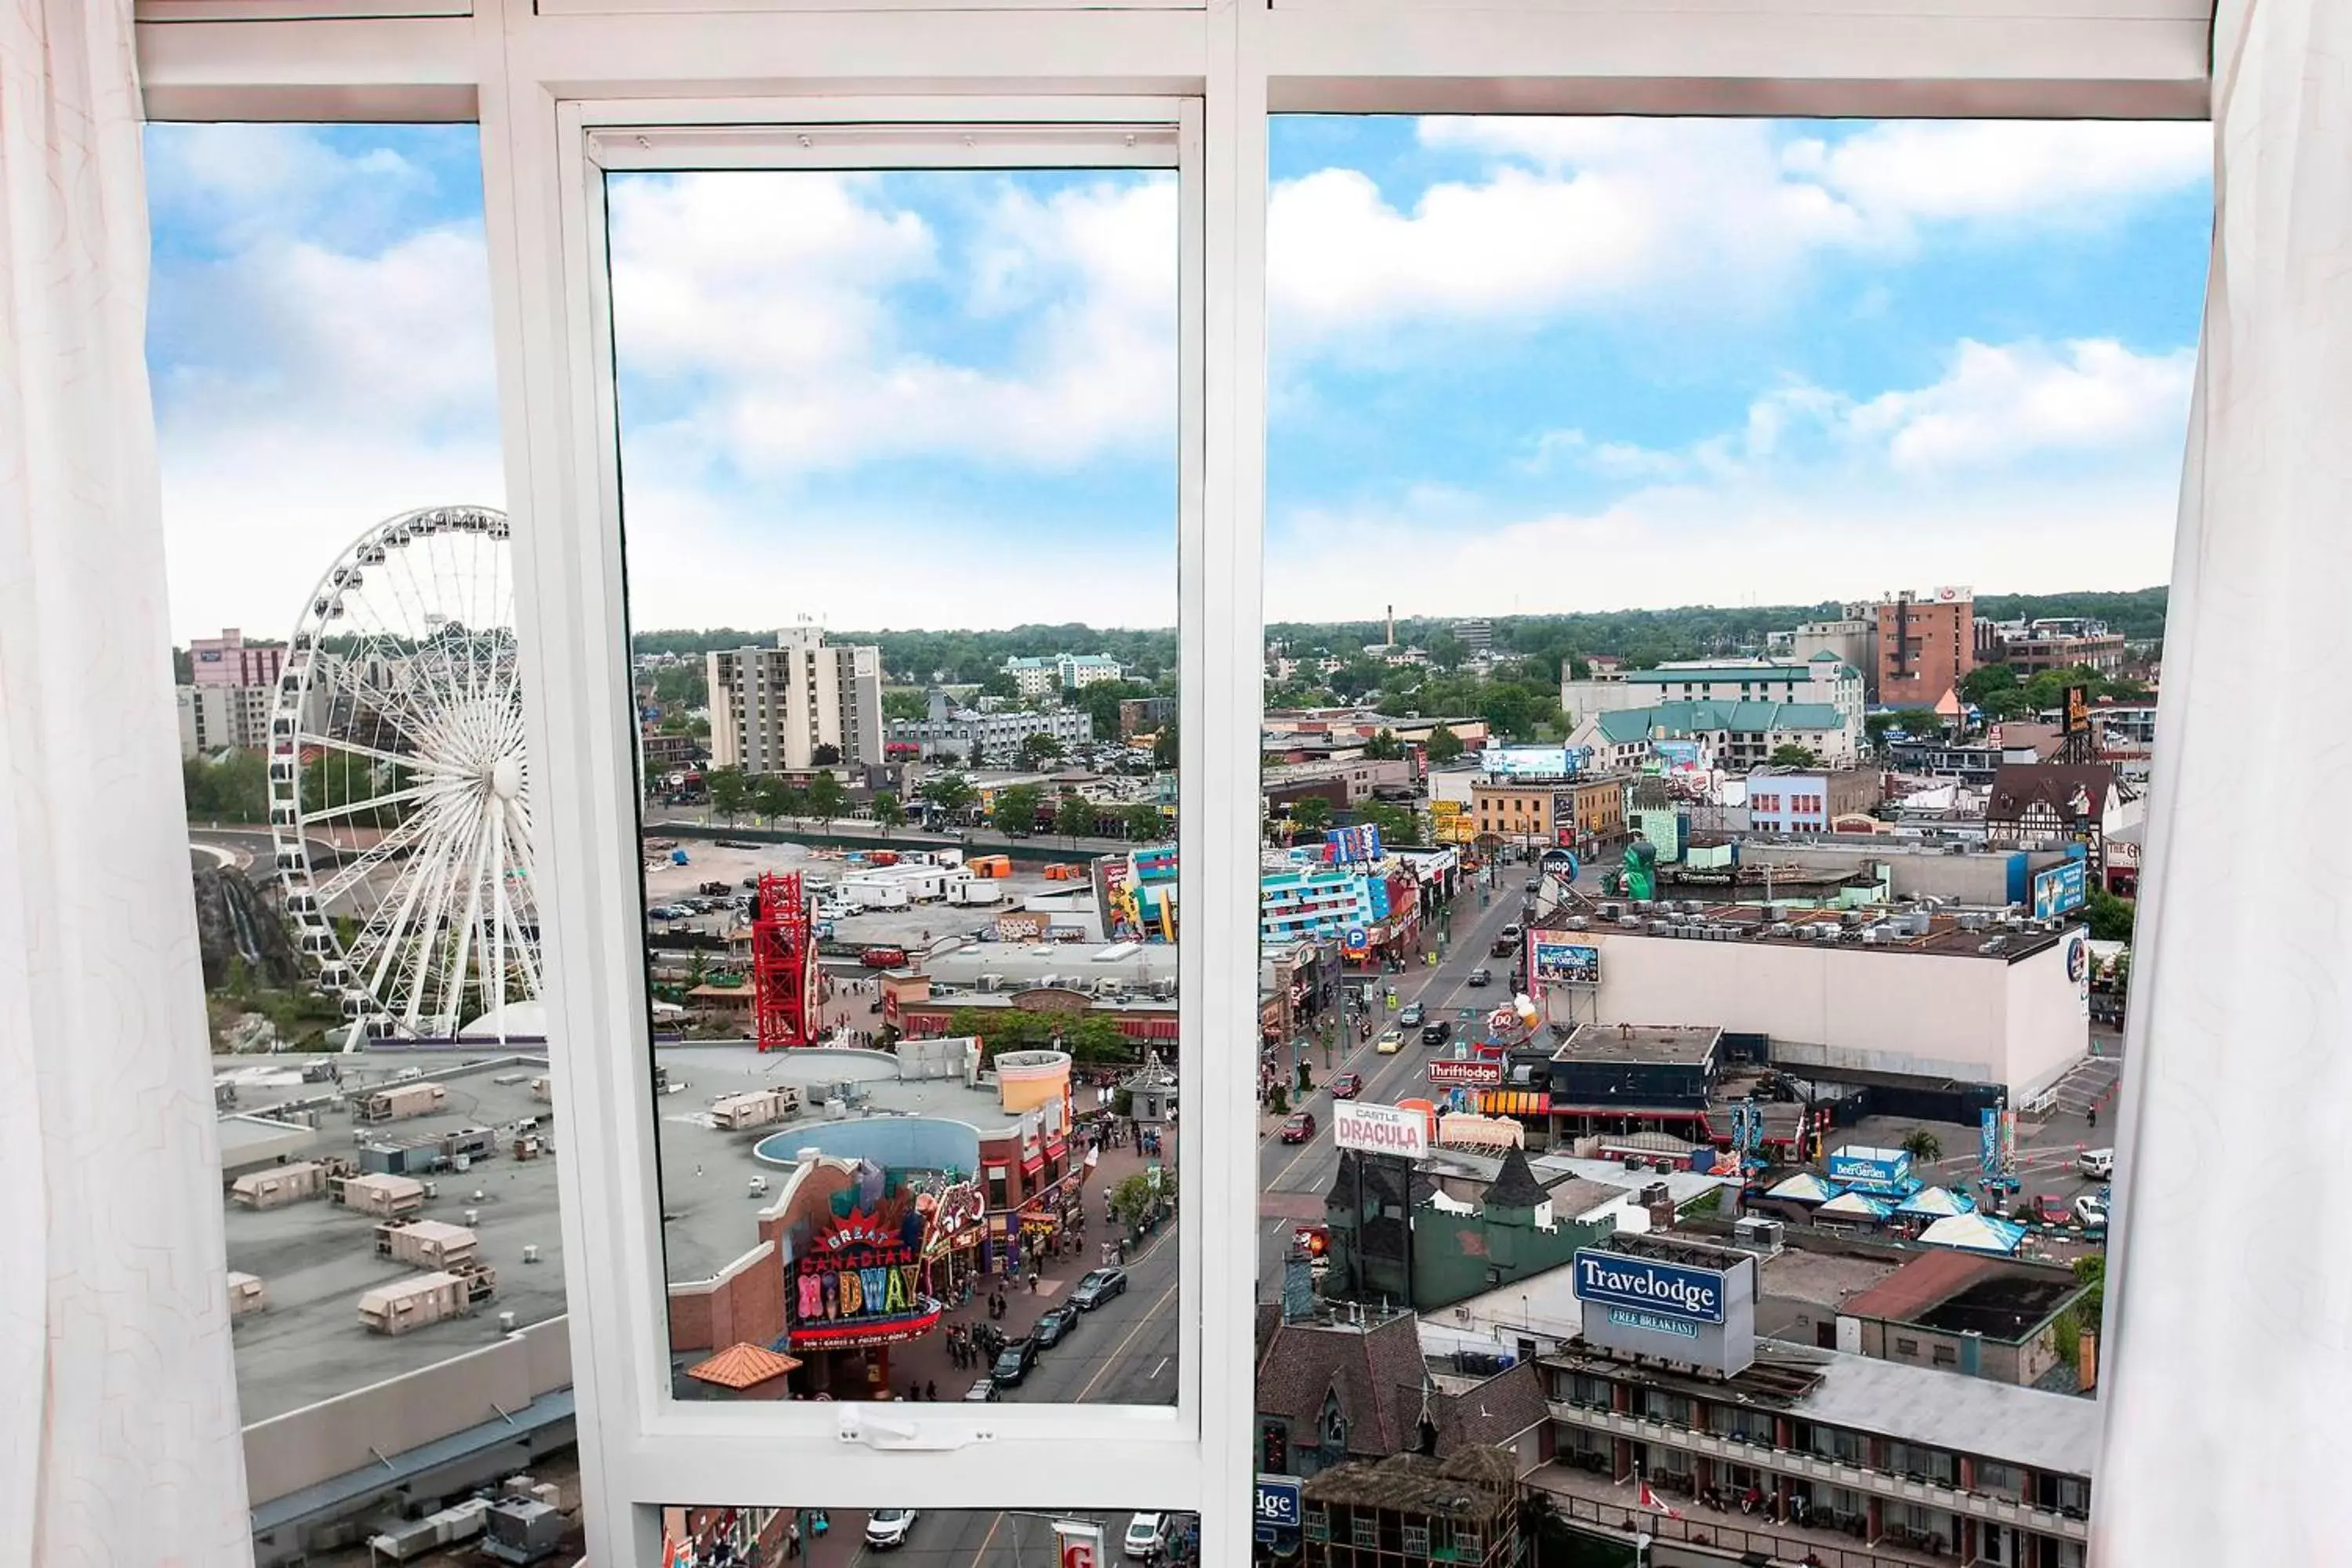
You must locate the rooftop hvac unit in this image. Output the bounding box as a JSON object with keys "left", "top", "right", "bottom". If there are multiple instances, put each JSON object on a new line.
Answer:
{"left": 1841, "top": 909, "right": 1867, "bottom": 927}
{"left": 1620, "top": 917, "right": 1642, "bottom": 931}
{"left": 978, "top": 975, "right": 1003, "bottom": 993}
{"left": 524, "top": 1243, "right": 542, "bottom": 1262}
{"left": 1039, "top": 975, "right": 1060, "bottom": 990}
{"left": 498, "top": 1311, "right": 517, "bottom": 1332}
{"left": 1768, "top": 923, "right": 1794, "bottom": 938}
{"left": 464, "top": 1208, "right": 481, "bottom": 1225}
{"left": 1649, "top": 920, "right": 1673, "bottom": 936}
{"left": 1566, "top": 916, "right": 1590, "bottom": 931}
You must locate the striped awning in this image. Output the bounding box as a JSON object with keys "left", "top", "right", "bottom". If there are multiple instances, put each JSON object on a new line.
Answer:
{"left": 1479, "top": 1091, "right": 1552, "bottom": 1116}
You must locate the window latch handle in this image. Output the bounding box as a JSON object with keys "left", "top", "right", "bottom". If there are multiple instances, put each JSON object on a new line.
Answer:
{"left": 836, "top": 1408, "right": 997, "bottom": 1452}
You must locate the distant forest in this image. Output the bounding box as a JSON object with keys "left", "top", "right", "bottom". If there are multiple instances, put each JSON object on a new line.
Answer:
{"left": 627, "top": 586, "right": 2165, "bottom": 690}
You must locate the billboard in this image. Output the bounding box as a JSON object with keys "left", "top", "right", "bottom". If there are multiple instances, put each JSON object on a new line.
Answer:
{"left": 1528, "top": 935, "right": 1601, "bottom": 986}
{"left": 2033, "top": 859, "right": 2088, "bottom": 919}
{"left": 1572, "top": 1248, "right": 1728, "bottom": 1325}
{"left": 1653, "top": 739, "right": 1704, "bottom": 770}
{"left": 1333, "top": 1101, "right": 1430, "bottom": 1161}
{"left": 1326, "top": 823, "right": 1384, "bottom": 864}
{"left": 1827, "top": 1147, "right": 1912, "bottom": 1191}
{"left": 2063, "top": 684, "right": 2092, "bottom": 736}
{"left": 1427, "top": 1057, "right": 1504, "bottom": 1088}
{"left": 1478, "top": 744, "right": 1588, "bottom": 778}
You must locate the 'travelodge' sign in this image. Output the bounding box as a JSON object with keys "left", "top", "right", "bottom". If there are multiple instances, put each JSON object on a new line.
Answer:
{"left": 1571, "top": 1248, "right": 1728, "bottom": 1325}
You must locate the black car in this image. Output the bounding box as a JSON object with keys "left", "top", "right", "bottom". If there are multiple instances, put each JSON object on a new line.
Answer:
{"left": 1070, "top": 1268, "right": 1130, "bottom": 1310}
{"left": 1466, "top": 967, "right": 1493, "bottom": 987}
{"left": 1490, "top": 937, "right": 1516, "bottom": 957}
{"left": 1421, "top": 1021, "right": 1454, "bottom": 1047}
{"left": 1034, "top": 1304, "right": 1081, "bottom": 1348}
{"left": 992, "top": 1337, "right": 1040, "bottom": 1387}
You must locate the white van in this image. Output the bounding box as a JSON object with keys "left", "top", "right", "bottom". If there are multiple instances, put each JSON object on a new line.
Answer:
{"left": 2077, "top": 1148, "right": 2114, "bottom": 1180}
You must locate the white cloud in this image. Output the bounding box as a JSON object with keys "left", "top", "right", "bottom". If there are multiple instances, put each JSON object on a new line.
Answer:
{"left": 1842, "top": 339, "right": 2197, "bottom": 471}
{"left": 148, "top": 127, "right": 503, "bottom": 642}
{"left": 1268, "top": 118, "right": 2208, "bottom": 343}
{"left": 1269, "top": 336, "right": 2194, "bottom": 619}
{"left": 610, "top": 170, "right": 1178, "bottom": 480}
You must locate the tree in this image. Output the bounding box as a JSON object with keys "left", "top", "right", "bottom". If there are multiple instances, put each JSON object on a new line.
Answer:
{"left": 1361, "top": 728, "right": 1404, "bottom": 760}
{"left": 2085, "top": 887, "right": 2137, "bottom": 943}
{"left": 1900, "top": 1126, "right": 1942, "bottom": 1164}
{"left": 1152, "top": 722, "right": 1178, "bottom": 769}
{"left": 1057, "top": 792, "right": 1098, "bottom": 844}
{"left": 869, "top": 793, "right": 906, "bottom": 836}
{"left": 804, "top": 771, "right": 847, "bottom": 822}
{"left": 1425, "top": 724, "right": 1464, "bottom": 764}
{"left": 1359, "top": 800, "right": 1421, "bottom": 847}
{"left": 811, "top": 742, "right": 842, "bottom": 767}
{"left": 1290, "top": 796, "right": 1336, "bottom": 834}
{"left": 1124, "top": 803, "right": 1167, "bottom": 841}
{"left": 752, "top": 773, "right": 801, "bottom": 827}
{"left": 181, "top": 751, "right": 270, "bottom": 823}
{"left": 706, "top": 768, "right": 750, "bottom": 825}
{"left": 917, "top": 771, "right": 975, "bottom": 820}
{"left": 1018, "top": 731, "right": 1065, "bottom": 771}
{"left": 979, "top": 669, "right": 1021, "bottom": 702}
{"left": 881, "top": 688, "right": 929, "bottom": 721}
{"left": 1767, "top": 742, "right": 1820, "bottom": 768}
{"left": 992, "top": 783, "right": 1044, "bottom": 837}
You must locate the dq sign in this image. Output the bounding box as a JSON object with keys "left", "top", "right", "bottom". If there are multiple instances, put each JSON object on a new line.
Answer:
{"left": 1333, "top": 1101, "right": 1430, "bottom": 1161}
{"left": 1572, "top": 1248, "right": 1728, "bottom": 1325}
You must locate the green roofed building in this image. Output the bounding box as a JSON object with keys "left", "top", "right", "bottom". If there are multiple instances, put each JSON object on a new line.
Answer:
{"left": 1573, "top": 699, "right": 1855, "bottom": 773}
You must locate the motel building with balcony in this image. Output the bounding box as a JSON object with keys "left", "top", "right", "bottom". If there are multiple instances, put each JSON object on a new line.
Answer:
{"left": 1460, "top": 1236, "right": 2092, "bottom": 1568}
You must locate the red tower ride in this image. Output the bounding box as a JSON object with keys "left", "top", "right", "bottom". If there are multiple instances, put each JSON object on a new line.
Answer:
{"left": 751, "top": 869, "right": 820, "bottom": 1051}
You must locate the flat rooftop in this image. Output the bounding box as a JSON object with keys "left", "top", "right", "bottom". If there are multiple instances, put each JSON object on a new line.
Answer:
{"left": 1555, "top": 1023, "right": 1722, "bottom": 1065}
{"left": 1573, "top": 905, "right": 2067, "bottom": 961}
{"left": 923, "top": 941, "right": 1177, "bottom": 991}
{"left": 219, "top": 1041, "right": 1066, "bottom": 1422}
{"left": 220, "top": 1055, "right": 568, "bottom": 1423}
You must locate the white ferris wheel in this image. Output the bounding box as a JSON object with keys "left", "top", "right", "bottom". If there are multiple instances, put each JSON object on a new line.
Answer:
{"left": 267, "top": 505, "right": 541, "bottom": 1044}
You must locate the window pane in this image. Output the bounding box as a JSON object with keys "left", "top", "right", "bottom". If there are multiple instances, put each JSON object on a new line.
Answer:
{"left": 603, "top": 158, "right": 1183, "bottom": 1406}
{"left": 1258, "top": 113, "right": 2201, "bottom": 1566}
{"left": 150, "top": 123, "right": 568, "bottom": 1563}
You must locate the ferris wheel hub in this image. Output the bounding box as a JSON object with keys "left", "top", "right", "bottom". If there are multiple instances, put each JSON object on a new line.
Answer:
{"left": 492, "top": 755, "right": 523, "bottom": 801}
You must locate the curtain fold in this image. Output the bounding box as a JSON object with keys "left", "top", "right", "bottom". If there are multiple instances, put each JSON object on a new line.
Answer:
{"left": 0, "top": 3, "right": 255, "bottom": 1563}
{"left": 2092, "top": 0, "right": 2352, "bottom": 1561}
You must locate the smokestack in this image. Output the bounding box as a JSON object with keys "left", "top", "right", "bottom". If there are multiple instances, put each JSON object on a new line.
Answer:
{"left": 1387, "top": 604, "right": 1396, "bottom": 648}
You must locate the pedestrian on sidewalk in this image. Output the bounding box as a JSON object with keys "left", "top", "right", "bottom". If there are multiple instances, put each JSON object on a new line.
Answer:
{"left": 785, "top": 1519, "right": 801, "bottom": 1559}
{"left": 927, "top": 1380, "right": 938, "bottom": 1401}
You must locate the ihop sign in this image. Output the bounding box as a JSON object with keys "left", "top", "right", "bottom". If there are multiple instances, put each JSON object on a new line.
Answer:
{"left": 1572, "top": 1249, "right": 1726, "bottom": 1324}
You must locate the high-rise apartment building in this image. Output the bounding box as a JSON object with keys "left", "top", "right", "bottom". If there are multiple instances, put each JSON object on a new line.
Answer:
{"left": 176, "top": 683, "right": 274, "bottom": 756}
{"left": 706, "top": 626, "right": 884, "bottom": 773}
{"left": 1875, "top": 587, "right": 1976, "bottom": 710}
{"left": 188, "top": 628, "right": 286, "bottom": 689}
{"left": 1004, "top": 652, "right": 1124, "bottom": 699}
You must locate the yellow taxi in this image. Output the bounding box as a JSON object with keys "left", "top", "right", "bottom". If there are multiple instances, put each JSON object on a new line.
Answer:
{"left": 1375, "top": 1029, "right": 1403, "bottom": 1054}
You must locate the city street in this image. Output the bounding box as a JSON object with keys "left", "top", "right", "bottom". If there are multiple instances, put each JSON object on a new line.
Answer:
{"left": 1255, "top": 866, "right": 1537, "bottom": 1285}
{"left": 776, "top": 1505, "right": 1166, "bottom": 1566}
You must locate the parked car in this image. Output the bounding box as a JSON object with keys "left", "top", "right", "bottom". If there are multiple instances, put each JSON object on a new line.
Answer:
{"left": 1033, "top": 1304, "right": 1080, "bottom": 1348}
{"left": 1123, "top": 1514, "right": 1169, "bottom": 1560}
{"left": 1375, "top": 1029, "right": 1403, "bottom": 1054}
{"left": 861, "top": 945, "right": 909, "bottom": 968}
{"left": 1330, "top": 1072, "right": 1363, "bottom": 1099}
{"left": 1421, "top": 1021, "right": 1454, "bottom": 1047}
{"left": 2074, "top": 1195, "right": 2111, "bottom": 1230}
{"left": 1466, "top": 967, "right": 1493, "bottom": 988}
{"left": 964, "top": 1377, "right": 1000, "bottom": 1402}
{"left": 2077, "top": 1148, "right": 2115, "bottom": 1180}
{"left": 1280, "top": 1110, "right": 1317, "bottom": 1143}
{"left": 864, "top": 1511, "right": 920, "bottom": 1550}
{"left": 1070, "top": 1268, "right": 1129, "bottom": 1310}
{"left": 1399, "top": 1003, "right": 1425, "bottom": 1027}
{"left": 2031, "top": 1193, "right": 2073, "bottom": 1225}
{"left": 991, "top": 1337, "right": 1040, "bottom": 1387}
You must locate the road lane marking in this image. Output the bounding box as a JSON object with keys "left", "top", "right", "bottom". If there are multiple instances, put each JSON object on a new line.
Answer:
{"left": 1150, "top": 1356, "right": 1170, "bottom": 1379}
{"left": 964, "top": 1511, "right": 1005, "bottom": 1568}
{"left": 1075, "top": 1279, "right": 1180, "bottom": 1401}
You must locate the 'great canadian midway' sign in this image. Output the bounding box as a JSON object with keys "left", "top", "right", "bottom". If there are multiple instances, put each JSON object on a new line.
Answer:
{"left": 1333, "top": 1101, "right": 1429, "bottom": 1161}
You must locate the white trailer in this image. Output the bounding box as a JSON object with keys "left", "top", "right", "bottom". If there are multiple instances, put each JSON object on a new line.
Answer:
{"left": 947, "top": 878, "right": 1004, "bottom": 907}
{"left": 840, "top": 877, "right": 913, "bottom": 910}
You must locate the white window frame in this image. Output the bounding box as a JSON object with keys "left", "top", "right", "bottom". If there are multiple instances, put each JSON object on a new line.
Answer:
{"left": 509, "top": 91, "right": 1219, "bottom": 1540}
{"left": 132, "top": 2, "right": 2212, "bottom": 1563}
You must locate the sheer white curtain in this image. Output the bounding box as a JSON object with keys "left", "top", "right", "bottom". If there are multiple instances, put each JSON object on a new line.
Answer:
{"left": 0, "top": 2, "right": 253, "bottom": 1562}
{"left": 2093, "top": 0, "right": 2352, "bottom": 1561}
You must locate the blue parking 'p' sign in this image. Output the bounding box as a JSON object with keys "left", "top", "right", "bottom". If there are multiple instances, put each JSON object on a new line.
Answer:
{"left": 1256, "top": 1475, "right": 1303, "bottom": 1530}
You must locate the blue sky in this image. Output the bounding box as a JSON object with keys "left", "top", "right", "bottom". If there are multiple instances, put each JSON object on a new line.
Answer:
{"left": 147, "top": 117, "right": 2211, "bottom": 641}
